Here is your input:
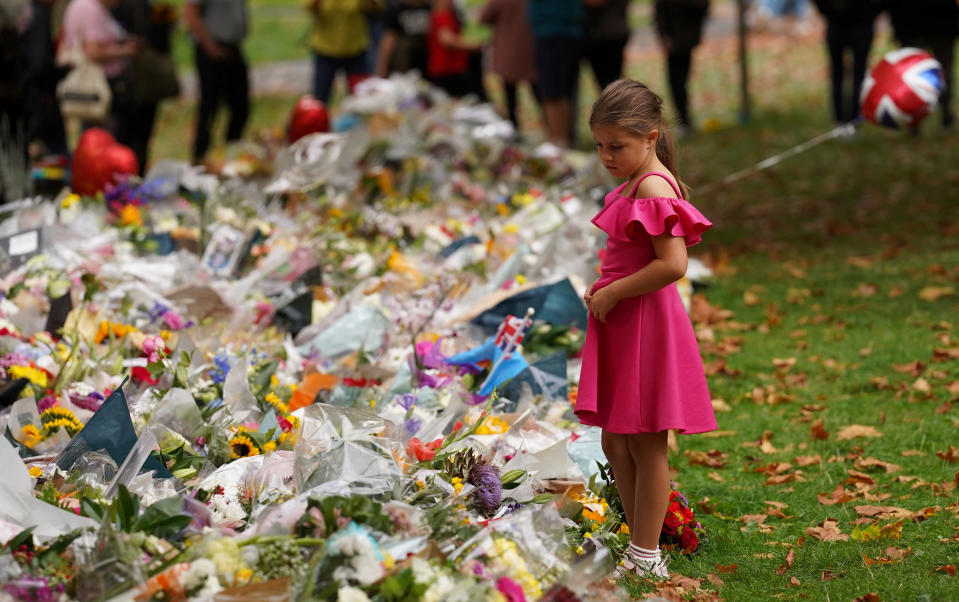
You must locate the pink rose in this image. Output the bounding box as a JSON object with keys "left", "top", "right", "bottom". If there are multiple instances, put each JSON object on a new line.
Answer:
{"left": 162, "top": 311, "right": 186, "bottom": 330}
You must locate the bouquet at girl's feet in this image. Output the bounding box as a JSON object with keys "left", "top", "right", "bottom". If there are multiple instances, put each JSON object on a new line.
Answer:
{"left": 660, "top": 483, "right": 705, "bottom": 554}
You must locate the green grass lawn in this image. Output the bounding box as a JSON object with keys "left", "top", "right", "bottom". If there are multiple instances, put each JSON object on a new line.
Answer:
{"left": 147, "top": 17, "right": 959, "bottom": 599}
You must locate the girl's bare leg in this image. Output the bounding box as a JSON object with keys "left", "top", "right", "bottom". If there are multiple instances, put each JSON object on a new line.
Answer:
{"left": 601, "top": 430, "right": 636, "bottom": 533}
{"left": 627, "top": 430, "right": 670, "bottom": 549}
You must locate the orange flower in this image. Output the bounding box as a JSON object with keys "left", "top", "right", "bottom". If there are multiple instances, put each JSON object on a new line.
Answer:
{"left": 119, "top": 204, "right": 143, "bottom": 227}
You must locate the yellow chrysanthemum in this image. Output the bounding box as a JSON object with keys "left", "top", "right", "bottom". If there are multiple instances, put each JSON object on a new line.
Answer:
{"left": 451, "top": 477, "right": 464, "bottom": 494}
{"left": 229, "top": 435, "right": 260, "bottom": 459}
{"left": 263, "top": 392, "right": 289, "bottom": 416}
{"left": 270, "top": 374, "right": 279, "bottom": 387}
{"left": 618, "top": 524, "right": 630, "bottom": 535}
{"left": 8, "top": 365, "right": 48, "bottom": 389}
{"left": 94, "top": 321, "right": 136, "bottom": 344}
{"left": 277, "top": 431, "right": 297, "bottom": 447}
{"left": 28, "top": 465, "right": 44, "bottom": 478}
{"left": 234, "top": 568, "right": 253, "bottom": 584}
{"left": 262, "top": 440, "right": 277, "bottom": 453}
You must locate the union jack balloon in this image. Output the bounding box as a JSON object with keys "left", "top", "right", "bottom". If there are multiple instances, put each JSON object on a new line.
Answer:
{"left": 860, "top": 48, "right": 944, "bottom": 129}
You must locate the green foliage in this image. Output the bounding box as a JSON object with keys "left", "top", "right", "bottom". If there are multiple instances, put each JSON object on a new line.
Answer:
{"left": 78, "top": 485, "right": 192, "bottom": 538}
{"left": 374, "top": 569, "right": 429, "bottom": 602}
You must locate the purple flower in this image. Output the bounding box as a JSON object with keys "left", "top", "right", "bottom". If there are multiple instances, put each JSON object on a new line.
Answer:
{"left": 147, "top": 302, "right": 170, "bottom": 322}
{"left": 404, "top": 417, "right": 422, "bottom": 435}
{"left": 468, "top": 461, "right": 502, "bottom": 517}
{"left": 71, "top": 391, "right": 104, "bottom": 412}
{"left": 36, "top": 395, "right": 57, "bottom": 412}
{"left": 396, "top": 393, "right": 417, "bottom": 412}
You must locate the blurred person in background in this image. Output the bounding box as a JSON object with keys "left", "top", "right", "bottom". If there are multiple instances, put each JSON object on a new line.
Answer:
{"left": 654, "top": 0, "right": 709, "bottom": 133}
{"left": 0, "top": 0, "right": 30, "bottom": 204}
{"left": 114, "top": 0, "right": 177, "bottom": 172}
{"left": 376, "top": 0, "right": 431, "bottom": 78}
{"left": 184, "top": 0, "right": 249, "bottom": 163}
{"left": 528, "top": 0, "right": 582, "bottom": 147}
{"left": 479, "top": 0, "right": 538, "bottom": 130}
{"left": 887, "top": 0, "right": 958, "bottom": 129}
{"left": 61, "top": 0, "right": 139, "bottom": 134}
{"left": 810, "top": 0, "right": 881, "bottom": 124}
{"left": 583, "top": 0, "right": 629, "bottom": 90}
{"left": 427, "top": 0, "right": 483, "bottom": 97}
{"left": 309, "top": 0, "right": 383, "bottom": 104}
{"left": 23, "top": 0, "right": 68, "bottom": 157}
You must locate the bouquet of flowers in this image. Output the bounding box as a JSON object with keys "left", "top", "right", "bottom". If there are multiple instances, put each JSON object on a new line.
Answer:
{"left": 660, "top": 483, "right": 705, "bottom": 555}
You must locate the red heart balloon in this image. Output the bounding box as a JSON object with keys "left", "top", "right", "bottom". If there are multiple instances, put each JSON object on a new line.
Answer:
{"left": 103, "top": 144, "right": 139, "bottom": 181}
{"left": 71, "top": 128, "right": 115, "bottom": 196}
{"left": 287, "top": 96, "right": 330, "bottom": 143}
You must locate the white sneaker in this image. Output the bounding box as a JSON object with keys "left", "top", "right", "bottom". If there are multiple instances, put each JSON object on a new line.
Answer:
{"left": 626, "top": 552, "right": 670, "bottom": 580}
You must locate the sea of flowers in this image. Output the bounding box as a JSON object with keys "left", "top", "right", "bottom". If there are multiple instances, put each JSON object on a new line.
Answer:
{"left": 0, "top": 75, "right": 706, "bottom": 601}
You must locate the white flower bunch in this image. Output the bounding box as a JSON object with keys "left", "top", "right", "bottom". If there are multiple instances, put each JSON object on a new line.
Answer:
{"left": 182, "top": 559, "right": 223, "bottom": 599}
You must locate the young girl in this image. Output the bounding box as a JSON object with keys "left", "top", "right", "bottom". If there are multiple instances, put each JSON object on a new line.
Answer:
{"left": 575, "top": 79, "right": 717, "bottom": 578}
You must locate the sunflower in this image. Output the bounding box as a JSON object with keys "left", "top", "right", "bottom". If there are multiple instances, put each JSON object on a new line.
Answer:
{"left": 40, "top": 407, "right": 84, "bottom": 436}
{"left": 229, "top": 434, "right": 260, "bottom": 459}
{"left": 21, "top": 424, "right": 43, "bottom": 448}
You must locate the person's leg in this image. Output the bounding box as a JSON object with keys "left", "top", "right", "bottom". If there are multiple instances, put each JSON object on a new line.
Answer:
{"left": 192, "top": 44, "right": 221, "bottom": 162}
{"left": 824, "top": 22, "right": 846, "bottom": 123}
{"left": 849, "top": 21, "right": 875, "bottom": 122}
{"left": 534, "top": 36, "right": 571, "bottom": 146}
{"left": 601, "top": 430, "right": 636, "bottom": 535}
{"left": 504, "top": 80, "right": 519, "bottom": 128}
{"left": 666, "top": 48, "right": 693, "bottom": 126}
{"left": 588, "top": 38, "right": 627, "bottom": 91}
{"left": 312, "top": 53, "right": 339, "bottom": 104}
{"left": 224, "top": 48, "right": 250, "bottom": 144}
{"left": 627, "top": 430, "right": 670, "bottom": 550}
{"left": 117, "top": 101, "right": 157, "bottom": 175}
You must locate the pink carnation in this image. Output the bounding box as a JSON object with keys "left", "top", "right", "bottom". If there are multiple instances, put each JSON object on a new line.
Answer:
{"left": 162, "top": 311, "right": 186, "bottom": 330}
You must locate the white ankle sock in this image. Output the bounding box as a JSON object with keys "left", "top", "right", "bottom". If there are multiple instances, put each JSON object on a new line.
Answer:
{"left": 628, "top": 544, "right": 660, "bottom": 561}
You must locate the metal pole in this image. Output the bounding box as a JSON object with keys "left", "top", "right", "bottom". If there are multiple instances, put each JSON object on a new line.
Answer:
{"left": 737, "top": 0, "right": 751, "bottom": 123}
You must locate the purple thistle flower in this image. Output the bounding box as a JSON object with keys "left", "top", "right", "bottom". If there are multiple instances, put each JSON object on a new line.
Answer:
{"left": 147, "top": 301, "right": 170, "bottom": 322}
{"left": 468, "top": 461, "right": 502, "bottom": 517}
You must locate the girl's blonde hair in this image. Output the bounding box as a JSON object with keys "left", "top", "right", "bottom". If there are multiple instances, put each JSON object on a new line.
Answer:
{"left": 589, "top": 79, "right": 688, "bottom": 199}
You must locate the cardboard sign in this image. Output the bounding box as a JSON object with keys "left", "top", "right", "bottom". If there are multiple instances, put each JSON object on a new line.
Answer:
{"left": 0, "top": 228, "right": 42, "bottom": 273}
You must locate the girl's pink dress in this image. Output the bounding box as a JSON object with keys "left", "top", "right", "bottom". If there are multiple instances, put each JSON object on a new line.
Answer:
{"left": 575, "top": 172, "right": 717, "bottom": 434}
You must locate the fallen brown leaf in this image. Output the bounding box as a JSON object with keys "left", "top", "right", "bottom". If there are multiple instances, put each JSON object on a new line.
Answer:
{"left": 847, "top": 256, "right": 874, "bottom": 268}
{"left": 837, "top": 424, "right": 882, "bottom": 441}
{"left": 820, "top": 570, "right": 842, "bottom": 581}
{"left": 918, "top": 286, "right": 955, "bottom": 301}
{"left": 795, "top": 454, "right": 822, "bottom": 467}
{"left": 686, "top": 449, "right": 729, "bottom": 469}
{"left": 766, "top": 472, "right": 804, "bottom": 485}
{"left": 854, "top": 594, "right": 879, "bottom": 602}
{"left": 773, "top": 357, "right": 797, "bottom": 370}
{"left": 705, "top": 574, "right": 723, "bottom": 587}
{"left": 707, "top": 471, "right": 724, "bottom": 482}
{"left": 912, "top": 377, "right": 932, "bottom": 394}
{"left": 934, "top": 564, "right": 956, "bottom": 576}
{"left": 854, "top": 283, "right": 879, "bottom": 297}
{"left": 754, "top": 462, "right": 793, "bottom": 476}
{"left": 806, "top": 519, "right": 849, "bottom": 541}
{"left": 900, "top": 450, "right": 925, "bottom": 457}
{"left": 870, "top": 376, "right": 890, "bottom": 390}
{"left": 716, "top": 563, "right": 738, "bottom": 574}
{"left": 846, "top": 470, "right": 877, "bottom": 486}
{"left": 711, "top": 398, "right": 732, "bottom": 412}
{"left": 743, "top": 291, "right": 761, "bottom": 306}
{"left": 936, "top": 446, "right": 959, "bottom": 463}
{"left": 788, "top": 576, "right": 800, "bottom": 587}
{"left": 892, "top": 360, "right": 926, "bottom": 376}
{"left": 818, "top": 483, "right": 855, "bottom": 506}
{"left": 810, "top": 419, "right": 829, "bottom": 440}
{"left": 855, "top": 457, "right": 901, "bottom": 473}
{"left": 854, "top": 505, "right": 914, "bottom": 519}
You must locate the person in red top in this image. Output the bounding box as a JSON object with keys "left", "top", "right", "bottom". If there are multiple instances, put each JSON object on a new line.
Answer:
{"left": 427, "top": 0, "right": 483, "bottom": 97}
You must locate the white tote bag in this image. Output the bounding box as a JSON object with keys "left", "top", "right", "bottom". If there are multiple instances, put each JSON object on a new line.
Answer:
{"left": 56, "top": 48, "right": 112, "bottom": 123}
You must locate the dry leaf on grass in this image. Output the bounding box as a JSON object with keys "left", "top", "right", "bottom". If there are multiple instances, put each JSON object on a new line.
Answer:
{"left": 705, "top": 574, "right": 723, "bottom": 586}
{"left": 912, "top": 377, "right": 932, "bottom": 394}
{"left": 837, "top": 424, "right": 882, "bottom": 441}
{"left": 901, "top": 450, "right": 925, "bottom": 457}
{"left": 854, "top": 505, "right": 914, "bottom": 519}
{"left": 806, "top": 519, "right": 849, "bottom": 541}
{"left": 854, "top": 283, "right": 879, "bottom": 296}
{"left": 716, "top": 563, "right": 738, "bottom": 574}
{"left": 795, "top": 454, "right": 822, "bottom": 466}
{"left": 936, "top": 446, "right": 959, "bottom": 463}
{"left": 854, "top": 457, "right": 901, "bottom": 473}
{"left": 788, "top": 576, "right": 801, "bottom": 587}
{"left": 854, "top": 594, "right": 880, "bottom": 602}
{"left": 818, "top": 483, "right": 856, "bottom": 506}
{"left": 711, "top": 398, "right": 732, "bottom": 412}
{"left": 918, "top": 286, "right": 955, "bottom": 301}
{"left": 775, "top": 547, "right": 796, "bottom": 575}
{"left": 685, "top": 449, "right": 729, "bottom": 468}
{"left": 892, "top": 360, "right": 925, "bottom": 376}
{"left": 766, "top": 472, "right": 804, "bottom": 485}
{"left": 820, "top": 570, "right": 842, "bottom": 581}
{"left": 810, "top": 419, "right": 829, "bottom": 440}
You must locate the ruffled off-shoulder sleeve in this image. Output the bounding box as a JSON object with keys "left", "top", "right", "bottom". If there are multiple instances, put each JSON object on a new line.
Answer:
{"left": 590, "top": 196, "right": 713, "bottom": 247}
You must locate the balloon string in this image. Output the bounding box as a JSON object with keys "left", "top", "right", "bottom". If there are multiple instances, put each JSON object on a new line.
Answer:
{"left": 695, "top": 123, "right": 856, "bottom": 195}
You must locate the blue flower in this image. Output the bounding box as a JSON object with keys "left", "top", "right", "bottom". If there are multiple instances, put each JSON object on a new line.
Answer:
{"left": 208, "top": 351, "right": 232, "bottom": 385}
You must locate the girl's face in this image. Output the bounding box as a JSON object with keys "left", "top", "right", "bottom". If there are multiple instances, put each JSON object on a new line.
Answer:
{"left": 591, "top": 123, "right": 658, "bottom": 181}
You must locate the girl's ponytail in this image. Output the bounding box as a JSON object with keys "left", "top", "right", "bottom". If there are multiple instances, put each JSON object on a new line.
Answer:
{"left": 655, "top": 126, "right": 688, "bottom": 200}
